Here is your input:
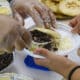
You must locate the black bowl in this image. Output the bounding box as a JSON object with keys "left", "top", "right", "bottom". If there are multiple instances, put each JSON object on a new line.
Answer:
{"left": 0, "top": 52, "right": 13, "bottom": 71}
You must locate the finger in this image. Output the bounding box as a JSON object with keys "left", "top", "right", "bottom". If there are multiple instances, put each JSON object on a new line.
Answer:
{"left": 48, "top": 9, "right": 56, "bottom": 28}
{"left": 20, "top": 28, "right": 32, "bottom": 48}
{"left": 11, "top": 3, "right": 23, "bottom": 18}
{"left": 17, "top": 7, "right": 28, "bottom": 19}
{"left": 28, "top": 8, "right": 44, "bottom": 27}
{"left": 34, "top": 6, "right": 52, "bottom": 29}
{"left": 34, "top": 48, "right": 52, "bottom": 58}
{"left": 0, "top": 29, "right": 18, "bottom": 52}
{"left": 34, "top": 58, "right": 49, "bottom": 67}
{"left": 72, "top": 22, "right": 80, "bottom": 34}
{"left": 12, "top": 2, "right": 28, "bottom": 19}
{"left": 13, "top": 10, "right": 24, "bottom": 26}
{"left": 15, "top": 36, "right": 26, "bottom": 50}
{"left": 69, "top": 18, "right": 77, "bottom": 27}
{"left": 40, "top": 3, "right": 56, "bottom": 28}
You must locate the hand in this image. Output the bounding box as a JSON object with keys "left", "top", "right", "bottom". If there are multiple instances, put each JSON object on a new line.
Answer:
{"left": 0, "top": 15, "right": 32, "bottom": 53}
{"left": 77, "top": 48, "right": 80, "bottom": 56}
{"left": 69, "top": 15, "right": 80, "bottom": 34}
{"left": 34, "top": 48, "right": 77, "bottom": 78}
{"left": 11, "top": 0, "right": 56, "bottom": 29}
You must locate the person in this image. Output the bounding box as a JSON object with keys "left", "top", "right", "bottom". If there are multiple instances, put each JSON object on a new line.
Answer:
{"left": 0, "top": 15, "right": 32, "bottom": 53}
{"left": 0, "top": 0, "right": 56, "bottom": 52}
{"left": 7, "top": 0, "right": 80, "bottom": 33}
{"left": 0, "top": 0, "right": 80, "bottom": 80}
{"left": 9, "top": 0, "right": 56, "bottom": 29}
{"left": 33, "top": 15, "right": 80, "bottom": 80}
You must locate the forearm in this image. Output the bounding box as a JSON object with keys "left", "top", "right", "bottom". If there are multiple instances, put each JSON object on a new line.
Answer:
{"left": 50, "top": 54, "right": 78, "bottom": 78}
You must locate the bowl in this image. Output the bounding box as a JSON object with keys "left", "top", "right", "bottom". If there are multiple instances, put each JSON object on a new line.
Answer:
{"left": 24, "top": 18, "right": 80, "bottom": 56}
{"left": 0, "top": 52, "right": 13, "bottom": 72}
{"left": 24, "top": 18, "right": 80, "bottom": 71}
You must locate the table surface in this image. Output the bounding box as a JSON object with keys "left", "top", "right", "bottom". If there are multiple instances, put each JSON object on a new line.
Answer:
{"left": 1, "top": 18, "right": 80, "bottom": 80}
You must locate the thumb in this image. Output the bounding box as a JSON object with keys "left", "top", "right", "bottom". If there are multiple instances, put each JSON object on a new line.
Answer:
{"left": 34, "top": 48, "right": 52, "bottom": 59}
{"left": 34, "top": 58, "right": 49, "bottom": 67}
{"left": 34, "top": 48, "right": 54, "bottom": 67}
{"left": 12, "top": 9, "right": 24, "bottom": 26}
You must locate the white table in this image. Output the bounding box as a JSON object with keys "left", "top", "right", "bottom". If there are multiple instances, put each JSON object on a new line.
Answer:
{"left": 1, "top": 49, "right": 80, "bottom": 80}
{"left": 1, "top": 18, "right": 80, "bottom": 80}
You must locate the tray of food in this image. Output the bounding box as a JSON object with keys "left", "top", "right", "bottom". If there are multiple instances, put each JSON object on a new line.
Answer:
{"left": 39, "top": 0, "right": 80, "bottom": 20}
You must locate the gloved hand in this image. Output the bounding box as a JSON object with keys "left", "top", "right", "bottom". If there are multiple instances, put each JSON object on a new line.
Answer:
{"left": 0, "top": 15, "right": 32, "bottom": 53}
{"left": 34, "top": 48, "right": 77, "bottom": 78}
{"left": 11, "top": 0, "right": 56, "bottom": 29}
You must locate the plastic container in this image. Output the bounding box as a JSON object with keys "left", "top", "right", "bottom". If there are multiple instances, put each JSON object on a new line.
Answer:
{"left": 24, "top": 18, "right": 80, "bottom": 71}
{"left": 0, "top": 0, "right": 13, "bottom": 72}
{"left": 0, "top": 53, "right": 14, "bottom": 73}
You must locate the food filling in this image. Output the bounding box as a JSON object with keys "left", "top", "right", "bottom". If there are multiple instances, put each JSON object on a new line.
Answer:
{"left": 30, "top": 30, "right": 58, "bottom": 51}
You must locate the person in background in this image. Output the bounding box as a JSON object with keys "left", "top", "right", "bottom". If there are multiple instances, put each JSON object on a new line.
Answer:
{"left": 69, "top": 15, "right": 80, "bottom": 34}
{"left": 0, "top": 0, "right": 56, "bottom": 52}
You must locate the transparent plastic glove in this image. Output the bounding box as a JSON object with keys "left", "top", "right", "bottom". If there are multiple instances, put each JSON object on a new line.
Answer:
{"left": 11, "top": 0, "right": 56, "bottom": 29}
{"left": 0, "top": 15, "right": 32, "bottom": 53}
{"left": 34, "top": 48, "right": 77, "bottom": 78}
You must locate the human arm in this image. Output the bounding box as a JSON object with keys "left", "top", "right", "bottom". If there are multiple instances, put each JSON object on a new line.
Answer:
{"left": 70, "top": 15, "right": 80, "bottom": 34}
{"left": 0, "top": 14, "right": 31, "bottom": 53}
{"left": 34, "top": 48, "right": 80, "bottom": 80}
